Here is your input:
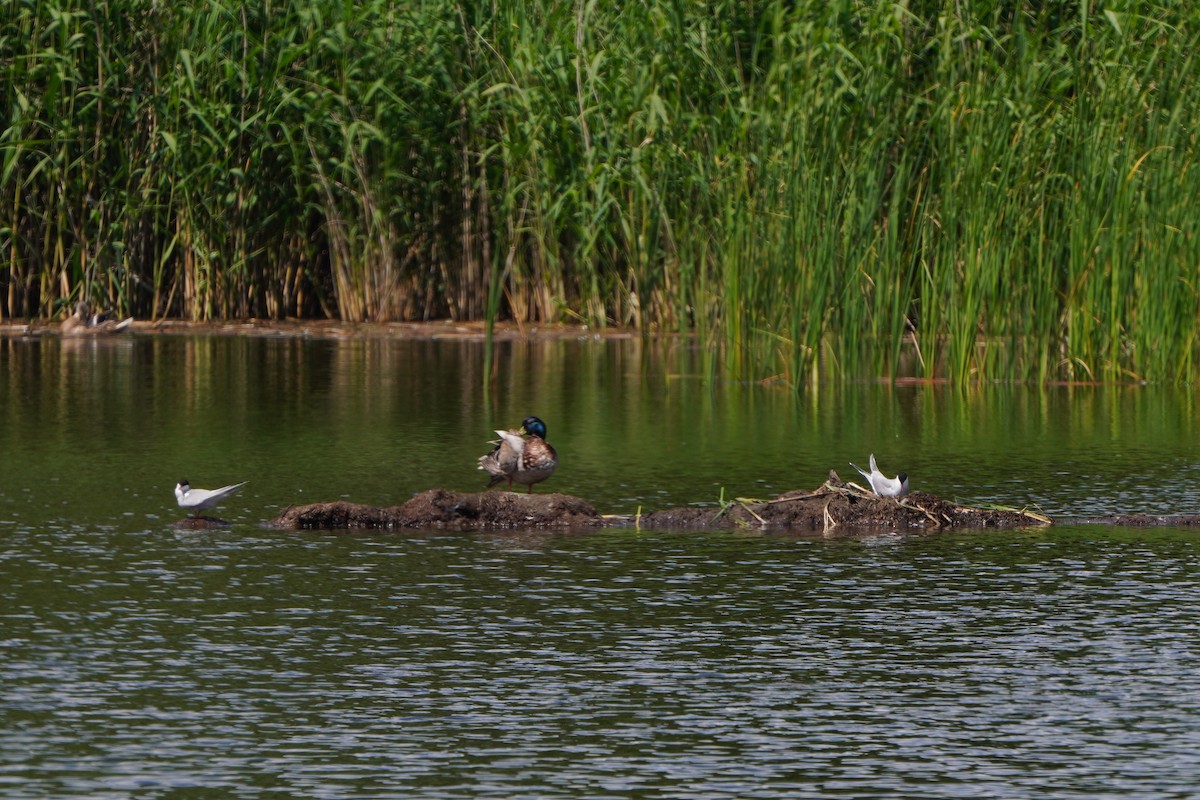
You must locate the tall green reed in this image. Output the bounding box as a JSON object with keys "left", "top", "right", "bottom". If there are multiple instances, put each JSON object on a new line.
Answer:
{"left": 2, "top": 0, "right": 1198, "bottom": 384}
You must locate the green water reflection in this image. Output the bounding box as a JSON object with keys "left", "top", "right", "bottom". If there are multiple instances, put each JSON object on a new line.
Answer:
{"left": 1, "top": 334, "right": 1199, "bottom": 525}
{"left": 4, "top": 335, "right": 1200, "bottom": 798}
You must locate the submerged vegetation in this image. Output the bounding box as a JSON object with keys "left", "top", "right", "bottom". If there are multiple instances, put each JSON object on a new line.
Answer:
{"left": 2, "top": 1, "right": 1198, "bottom": 383}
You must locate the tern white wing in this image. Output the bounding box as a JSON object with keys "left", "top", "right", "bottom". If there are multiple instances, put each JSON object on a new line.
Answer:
{"left": 175, "top": 480, "right": 248, "bottom": 514}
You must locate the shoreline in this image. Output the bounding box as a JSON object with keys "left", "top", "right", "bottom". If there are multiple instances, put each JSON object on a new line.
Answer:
{"left": 0, "top": 318, "right": 653, "bottom": 342}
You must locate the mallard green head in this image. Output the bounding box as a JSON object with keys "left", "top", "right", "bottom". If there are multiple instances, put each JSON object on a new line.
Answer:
{"left": 521, "top": 416, "right": 549, "bottom": 439}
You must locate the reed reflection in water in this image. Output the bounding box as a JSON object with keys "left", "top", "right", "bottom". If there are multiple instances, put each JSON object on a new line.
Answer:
{"left": 1, "top": 333, "right": 1199, "bottom": 519}
{"left": 3, "top": 334, "right": 1200, "bottom": 797}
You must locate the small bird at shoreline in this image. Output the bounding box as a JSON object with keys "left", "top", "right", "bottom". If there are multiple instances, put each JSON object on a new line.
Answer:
{"left": 175, "top": 479, "right": 249, "bottom": 518}
{"left": 478, "top": 416, "right": 558, "bottom": 493}
{"left": 62, "top": 301, "right": 133, "bottom": 335}
{"left": 849, "top": 454, "right": 909, "bottom": 497}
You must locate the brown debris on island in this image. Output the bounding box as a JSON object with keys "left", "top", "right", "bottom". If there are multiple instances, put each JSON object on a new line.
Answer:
{"left": 636, "top": 471, "right": 1051, "bottom": 531}
{"left": 268, "top": 472, "right": 1051, "bottom": 533}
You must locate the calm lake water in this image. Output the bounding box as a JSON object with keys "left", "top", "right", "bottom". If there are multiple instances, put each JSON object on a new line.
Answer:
{"left": 2, "top": 333, "right": 1200, "bottom": 798}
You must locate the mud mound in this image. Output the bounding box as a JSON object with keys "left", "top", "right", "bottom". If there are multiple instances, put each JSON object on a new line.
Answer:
{"left": 268, "top": 474, "right": 1048, "bottom": 533}
{"left": 1063, "top": 514, "right": 1200, "bottom": 527}
{"left": 270, "top": 488, "right": 604, "bottom": 531}
{"left": 637, "top": 472, "right": 1050, "bottom": 532}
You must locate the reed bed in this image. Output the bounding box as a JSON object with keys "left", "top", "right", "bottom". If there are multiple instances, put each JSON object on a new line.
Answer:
{"left": 2, "top": 0, "right": 1198, "bottom": 383}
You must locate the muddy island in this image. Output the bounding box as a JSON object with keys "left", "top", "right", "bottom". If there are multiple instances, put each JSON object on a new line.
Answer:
{"left": 270, "top": 489, "right": 604, "bottom": 531}
{"left": 268, "top": 472, "right": 1052, "bottom": 533}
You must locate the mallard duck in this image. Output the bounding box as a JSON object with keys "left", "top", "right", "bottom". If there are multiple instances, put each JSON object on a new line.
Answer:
{"left": 849, "top": 453, "right": 909, "bottom": 497}
{"left": 478, "top": 416, "right": 558, "bottom": 493}
{"left": 175, "top": 479, "right": 249, "bottom": 518}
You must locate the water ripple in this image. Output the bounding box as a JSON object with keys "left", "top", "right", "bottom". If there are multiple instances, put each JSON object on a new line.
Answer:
{"left": 3, "top": 526, "right": 1200, "bottom": 798}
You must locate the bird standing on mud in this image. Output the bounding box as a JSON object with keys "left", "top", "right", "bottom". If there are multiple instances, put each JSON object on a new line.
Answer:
{"left": 849, "top": 454, "right": 909, "bottom": 497}
{"left": 478, "top": 416, "right": 558, "bottom": 493}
